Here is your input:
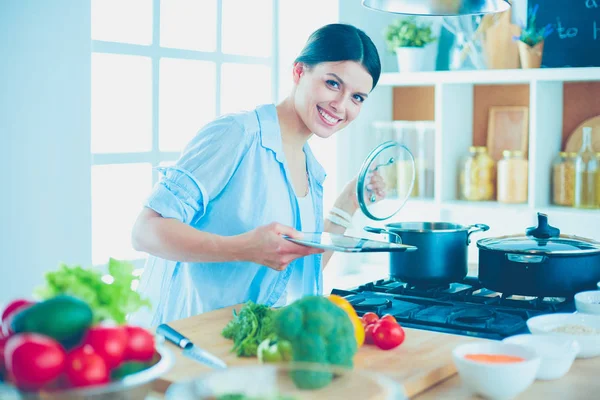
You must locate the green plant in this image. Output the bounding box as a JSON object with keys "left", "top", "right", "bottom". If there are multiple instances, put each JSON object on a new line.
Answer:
{"left": 384, "top": 17, "right": 436, "bottom": 50}
{"left": 514, "top": 4, "right": 553, "bottom": 47}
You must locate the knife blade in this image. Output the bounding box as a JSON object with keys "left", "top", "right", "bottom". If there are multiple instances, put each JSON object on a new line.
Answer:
{"left": 157, "top": 323, "right": 227, "bottom": 369}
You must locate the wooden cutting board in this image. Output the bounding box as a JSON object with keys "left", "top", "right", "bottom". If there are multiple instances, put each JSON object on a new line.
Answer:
{"left": 154, "top": 304, "right": 486, "bottom": 398}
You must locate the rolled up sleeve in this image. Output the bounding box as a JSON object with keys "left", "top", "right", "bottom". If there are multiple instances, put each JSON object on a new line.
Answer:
{"left": 145, "top": 116, "right": 252, "bottom": 224}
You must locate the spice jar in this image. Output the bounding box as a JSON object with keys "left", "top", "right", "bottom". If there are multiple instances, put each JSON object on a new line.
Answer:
{"left": 552, "top": 152, "right": 576, "bottom": 206}
{"left": 497, "top": 150, "right": 528, "bottom": 204}
{"left": 458, "top": 146, "right": 495, "bottom": 201}
{"left": 574, "top": 127, "right": 598, "bottom": 209}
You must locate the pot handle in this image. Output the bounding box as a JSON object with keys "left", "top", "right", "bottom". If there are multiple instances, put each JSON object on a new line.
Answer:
{"left": 364, "top": 226, "right": 402, "bottom": 244}
{"left": 466, "top": 223, "right": 490, "bottom": 245}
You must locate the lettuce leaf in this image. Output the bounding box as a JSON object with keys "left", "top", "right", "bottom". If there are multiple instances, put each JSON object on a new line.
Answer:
{"left": 35, "top": 258, "right": 151, "bottom": 324}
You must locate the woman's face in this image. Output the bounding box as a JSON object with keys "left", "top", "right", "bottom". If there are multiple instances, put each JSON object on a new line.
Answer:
{"left": 293, "top": 61, "right": 373, "bottom": 139}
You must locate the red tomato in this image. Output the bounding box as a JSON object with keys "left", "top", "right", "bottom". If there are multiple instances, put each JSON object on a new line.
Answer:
{"left": 65, "top": 345, "right": 109, "bottom": 387}
{"left": 364, "top": 323, "right": 376, "bottom": 345}
{"left": 2, "top": 299, "right": 34, "bottom": 335}
{"left": 380, "top": 314, "right": 397, "bottom": 324}
{"left": 82, "top": 326, "right": 128, "bottom": 369}
{"left": 5, "top": 333, "right": 66, "bottom": 390}
{"left": 361, "top": 312, "right": 380, "bottom": 326}
{"left": 372, "top": 320, "right": 405, "bottom": 350}
{"left": 124, "top": 326, "right": 155, "bottom": 362}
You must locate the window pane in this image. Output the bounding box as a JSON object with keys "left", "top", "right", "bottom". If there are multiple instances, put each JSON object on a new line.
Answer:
{"left": 278, "top": 0, "right": 339, "bottom": 100}
{"left": 221, "top": 63, "right": 272, "bottom": 115}
{"left": 222, "top": 0, "right": 272, "bottom": 57}
{"left": 92, "top": 53, "right": 152, "bottom": 153}
{"left": 92, "top": 163, "right": 152, "bottom": 265}
{"left": 159, "top": 59, "right": 217, "bottom": 152}
{"left": 160, "top": 0, "right": 217, "bottom": 51}
{"left": 91, "top": 0, "right": 152, "bottom": 45}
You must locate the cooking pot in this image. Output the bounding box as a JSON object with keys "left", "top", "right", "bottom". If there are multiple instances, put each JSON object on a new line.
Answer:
{"left": 365, "top": 222, "right": 489, "bottom": 285}
{"left": 477, "top": 212, "right": 600, "bottom": 297}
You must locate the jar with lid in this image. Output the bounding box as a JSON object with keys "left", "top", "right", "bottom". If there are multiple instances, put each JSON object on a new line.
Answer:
{"left": 574, "top": 127, "right": 598, "bottom": 208}
{"left": 551, "top": 152, "right": 576, "bottom": 206}
{"left": 458, "top": 146, "right": 495, "bottom": 201}
{"left": 497, "top": 150, "right": 528, "bottom": 204}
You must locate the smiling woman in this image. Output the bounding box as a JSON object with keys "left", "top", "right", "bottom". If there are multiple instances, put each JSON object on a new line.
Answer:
{"left": 129, "top": 24, "right": 381, "bottom": 326}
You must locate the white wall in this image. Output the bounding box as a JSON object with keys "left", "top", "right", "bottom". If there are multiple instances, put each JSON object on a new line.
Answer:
{"left": 0, "top": 1, "right": 92, "bottom": 304}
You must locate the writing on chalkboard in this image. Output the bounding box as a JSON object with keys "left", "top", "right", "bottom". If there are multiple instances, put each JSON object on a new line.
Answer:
{"left": 535, "top": 0, "right": 600, "bottom": 67}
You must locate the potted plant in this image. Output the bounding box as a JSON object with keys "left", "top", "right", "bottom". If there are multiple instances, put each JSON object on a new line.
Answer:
{"left": 514, "top": 4, "right": 553, "bottom": 69}
{"left": 384, "top": 17, "right": 437, "bottom": 72}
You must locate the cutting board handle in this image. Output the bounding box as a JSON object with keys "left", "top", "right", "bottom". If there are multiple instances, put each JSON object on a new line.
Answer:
{"left": 157, "top": 323, "right": 192, "bottom": 349}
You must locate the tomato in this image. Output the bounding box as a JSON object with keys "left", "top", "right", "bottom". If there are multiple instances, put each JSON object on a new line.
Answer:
{"left": 5, "top": 333, "right": 66, "bottom": 390}
{"left": 124, "top": 326, "right": 155, "bottom": 362}
{"left": 372, "top": 320, "right": 405, "bottom": 350}
{"left": 82, "top": 326, "right": 128, "bottom": 369}
{"left": 65, "top": 344, "right": 109, "bottom": 387}
{"left": 380, "top": 314, "right": 397, "bottom": 324}
{"left": 364, "top": 323, "right": 376, "bottom": 345}
{"left": 1, "top": 299, "right": 34, "bottom": 323}
{"left": 361, "top": 312, "right": 380, "bottom": 326}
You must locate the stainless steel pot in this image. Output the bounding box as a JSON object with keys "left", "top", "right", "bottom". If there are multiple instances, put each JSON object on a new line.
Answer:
{"left": 365, "top": 222, "right": 489, "bottom": 285}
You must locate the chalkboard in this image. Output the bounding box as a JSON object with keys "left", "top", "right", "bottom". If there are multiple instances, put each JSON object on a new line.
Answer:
{"left": 534, "top": 0, "right": 600, "bottom": 67}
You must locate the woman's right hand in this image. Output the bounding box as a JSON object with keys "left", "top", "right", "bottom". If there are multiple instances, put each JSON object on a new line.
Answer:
{"left": 236, "top": 222, "right": 324, "bottom": 271}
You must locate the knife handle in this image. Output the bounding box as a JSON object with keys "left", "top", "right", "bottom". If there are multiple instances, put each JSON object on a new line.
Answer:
{"left": 156, "top": 323, "right": 192, "bottom": 349}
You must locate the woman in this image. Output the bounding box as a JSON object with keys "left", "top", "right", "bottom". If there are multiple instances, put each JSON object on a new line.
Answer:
{"left": 130, "top": 23, "right": 382, "bottom": 326}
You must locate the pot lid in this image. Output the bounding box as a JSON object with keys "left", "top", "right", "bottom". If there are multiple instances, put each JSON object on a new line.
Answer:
{"left": 356, "top": 141, "right": 415, "bottom": 221}
{"left": 477, "top": 213, "right": 600, "bottom": 255}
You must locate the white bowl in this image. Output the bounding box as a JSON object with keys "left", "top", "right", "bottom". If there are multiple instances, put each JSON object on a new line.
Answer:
{"left": 452, "top": 341, "right": 540, "bottom": 400}
{"left": 502, "top": 334, "right": 579, "bottom": 380}
{"left": 527, "top": 313, "right": 600, "bottom": 358}
{"left": 575, "top": 290, "right": 600, "bottom": 315}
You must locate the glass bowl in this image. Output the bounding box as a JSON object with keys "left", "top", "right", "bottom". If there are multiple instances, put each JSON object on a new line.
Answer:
{"left": 165, "top": 362, "right": 406, "bottom": 400}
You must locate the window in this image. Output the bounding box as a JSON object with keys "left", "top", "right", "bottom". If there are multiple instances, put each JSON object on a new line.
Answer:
{"left": 91, "top": 0, "right": 339, "bottom": 266}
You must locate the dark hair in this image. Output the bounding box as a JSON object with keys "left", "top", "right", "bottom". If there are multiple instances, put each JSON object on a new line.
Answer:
{"left": 294, "top": 24, "right": 381, "bottom": 90}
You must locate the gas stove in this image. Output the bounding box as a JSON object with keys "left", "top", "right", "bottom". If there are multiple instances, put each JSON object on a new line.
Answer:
{"left": 331, "top": 276, "right": 576, "bottom": 340}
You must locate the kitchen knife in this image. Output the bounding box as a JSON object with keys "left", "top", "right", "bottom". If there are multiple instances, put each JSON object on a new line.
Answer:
{"left": 157, "top": 323, "right": 227, "bottom": 369}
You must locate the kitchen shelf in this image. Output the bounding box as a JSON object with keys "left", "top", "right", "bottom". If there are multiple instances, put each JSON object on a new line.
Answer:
{"left": 379, "top": 67, "right": 600, "bottom": 86}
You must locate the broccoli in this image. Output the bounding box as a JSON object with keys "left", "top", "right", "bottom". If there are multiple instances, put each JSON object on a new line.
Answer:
{"left": 273, "top": 296, "right": 358, "bottom": 390}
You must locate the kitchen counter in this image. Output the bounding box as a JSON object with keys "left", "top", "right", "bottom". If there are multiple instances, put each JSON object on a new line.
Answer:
{"left": 151, "top": 303, "right": 600, "bottom": 399}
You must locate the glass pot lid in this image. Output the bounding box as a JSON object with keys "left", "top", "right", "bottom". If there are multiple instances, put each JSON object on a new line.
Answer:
{"left": 356, "top": 141, "right": 416, "bottom": 221}
{"left": 477, "top": 213, "right": 600, "bottom": 255}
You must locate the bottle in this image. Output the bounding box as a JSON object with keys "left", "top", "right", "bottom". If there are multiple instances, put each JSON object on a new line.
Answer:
{"left": 574, "top": 127, "right": 598, "bottom": 208}
{"left": 497, "top": 150, "right": 528, "bottom": 204}
{"left": 552, "top": 152, "right": 576, "bottom": 207}
{"left": 458, "top": 146, "right": 495, "bottom": 201}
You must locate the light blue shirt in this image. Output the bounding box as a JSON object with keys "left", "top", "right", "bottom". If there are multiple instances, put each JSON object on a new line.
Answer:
{"left": 131, "top": 104, "right": 326, "bottom": 326}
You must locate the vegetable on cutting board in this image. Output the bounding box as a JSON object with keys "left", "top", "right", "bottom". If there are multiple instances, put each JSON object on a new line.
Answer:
{"left": 274, "top": 295, "right": 358, "bottom": 390}
{"left": 221, "top": 301, "right": 275, "bottom": 357}
{"left": 257, "top": 337, "right": 292, "bottom": 363}
{"left": 361, "top": 312, "right": 406, "bottom": 350}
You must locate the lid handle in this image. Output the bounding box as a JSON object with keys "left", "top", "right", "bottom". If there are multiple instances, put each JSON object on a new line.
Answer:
{"left": 525, "top": 213, "right": 560, "bottom": 239}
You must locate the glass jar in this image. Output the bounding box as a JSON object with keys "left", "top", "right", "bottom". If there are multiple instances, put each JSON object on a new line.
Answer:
{"left": 574, "top": 127, "right": 598, "bottom": 208}
{"left": 596, "top": 153, "right": 600, "bottom": 208}
{"left": 458, "top": 146, "right": 495, "bottom": 201}
{"left": 497, "top": 150, "right": 528, "bottom": 204}
{"left": 552, "top": 152, "right": 576, "bottom": 207}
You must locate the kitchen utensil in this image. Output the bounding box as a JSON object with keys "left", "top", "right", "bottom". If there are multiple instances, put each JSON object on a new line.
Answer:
{"left": 361, "top": 0, "right": 510, "bottom": 16}
{"left": 0, "top": 345, "right": 174, "bottom": 400}
{"left": 526, "top": 313, "right": 600, "bottom": 358}
{"left": 157, "top": 304, "right": 480, "bottom": 399}
{"left": 365, "top": 222, "right": 489, "bottom": 285}
{"left": 574, "top": 290, "right": 600, "bottom": 315}
{"left": 477, "top": 212, "right": 600, "bottom": 297}
{"left": 165, "top": 362, "right": 406, "bottom": 400}
{"left": 356, "top": 140, "right": 416, "bottom": 221}
{"left": 452, "top": 342, "right": 540, "bottom": 399}
{"left": 502, "top": 334, "right": 580, "bottom": 380}
{"left": 565, "top": 116, "right": 600, "bottom": 153}
{"left": 157, "top": 324, "right": 227, "bottom": 369}
{"left": 284, "top": 232, "right": 417, "bottom": 253}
